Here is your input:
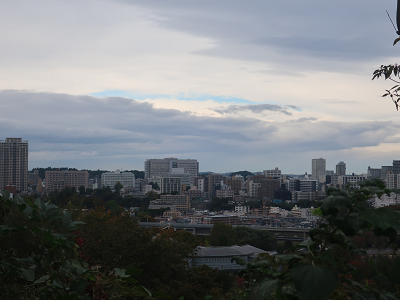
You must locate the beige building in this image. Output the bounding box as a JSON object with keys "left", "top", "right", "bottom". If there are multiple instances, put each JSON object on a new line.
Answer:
{"left": 0, "top": 138, "right": 28, "bottom": 192}
{"left": 159, "top": 194, "right": 190, "bottom": 212}
{"left": 45, "top": 170, "right": 89, "bottom": 192}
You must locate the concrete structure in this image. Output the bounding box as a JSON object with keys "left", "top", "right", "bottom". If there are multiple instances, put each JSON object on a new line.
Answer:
{"left": 259, "top": 179, "right": 281, "bottom": 200}
{"left": 45, "top": 170, "right": 88, "bottom": 192}
{"left": 248, "top": 182, "right": 261, "bottom": 198}
{"left": 312, "top": 158, "right": 326, "bottom": 183}
{"left": 288, "top": 179, "right": 317, "bottom": 192}
{"left": 101, "top": 170, "right": 135, "bottom": 188}
{"left": 367, "top": 166, "right": 381, "bottom": 178}
{"left": 144, "top": 158, "right": 199, "bottom": 181}
{"left": 263, "top": 167, "right": 281, "bottom": 178}
{"left": 393, "top": 160, "right": 400, "bottom": 175}
{"left": 160, "top": 194, "right": 189, "bottom": 212}
{"left": 190, "top": 245, "right": 274, "bottom": 270}
{"left": 235, "top": 205, "right": 250, "bottom": 214}
{"left": 216, "top": 189, "right": 234, "bottom": 198}
{"left": 386, "top": 173, "right": 400, "bottom": 189}
{"left": 226, "top": 178, "right": 242, "bottom": 194}
{"left": 372, "top": 193, "right": 400, "bottom": 208}
{"left": 203, "top": 215, "right": 241, "bottom": 225}
{"left": 342, "top": 174, "right": 367, "bottom": 186}
{"left": 336, "top": 161, "right": 346, "bottom": 176}
{"left": 207, "top": 174, "right": 226, "bottom": 197}
{"left": 381, "top": 166, "right": 393, "bottom": 180}
{"left": 160, "top": 177, "right": 182, "bottom": 194}
{"left": 0, "top": 138, "right": 28, "bottom": 192}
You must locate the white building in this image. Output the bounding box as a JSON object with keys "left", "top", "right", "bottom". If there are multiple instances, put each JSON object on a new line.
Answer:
{"left": 312, "top": 158, "right": 326, "bottom": 183}
{"left": 263, "top": 167, "right": 281, "bottom": 178}
{"left": 249, "top": 182, "right": 261, "bottom": 198}
{"left": 235, "top": 205, "right": 250, "bottom": 214}
{"left": 144, "top": 158, "right": 199, "bottom": 181}
{"left": 372, "top": 193, "right": 400, "bottom": 208}
{"left": 101, "top": 170, "right": 135, "bottom": 188}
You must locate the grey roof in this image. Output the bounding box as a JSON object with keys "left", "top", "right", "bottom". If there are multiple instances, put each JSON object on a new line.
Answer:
{"left": 195, "top": 244, "right": 275, "bottom": 258}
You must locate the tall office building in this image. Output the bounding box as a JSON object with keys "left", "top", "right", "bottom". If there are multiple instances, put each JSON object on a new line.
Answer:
{"left": 393, "top": 160, "right": 400, "bottom": 174}
{"left": 381, "top": 166, "right": 393, "bottom": 179}
{"left": 0, "top": 138, "right": 29, "bottom": 192}
{"left": 336, "top": 161, "right": 346, "bottom": 176}
{"left": 312, "top": 158, "right": 326, "bottom": 182}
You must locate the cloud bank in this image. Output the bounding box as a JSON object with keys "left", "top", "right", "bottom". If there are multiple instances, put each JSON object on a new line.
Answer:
{"left": 0, "top": 90, "right": 398, "bottom": 173}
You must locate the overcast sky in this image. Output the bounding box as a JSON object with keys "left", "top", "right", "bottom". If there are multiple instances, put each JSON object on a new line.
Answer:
{"left": 1, "top": 0, "right": 400, "bottom": 174}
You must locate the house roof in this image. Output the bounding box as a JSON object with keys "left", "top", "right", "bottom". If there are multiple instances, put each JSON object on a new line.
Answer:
{"left": 195, "top": 244, "right": 276, "bottom": 258}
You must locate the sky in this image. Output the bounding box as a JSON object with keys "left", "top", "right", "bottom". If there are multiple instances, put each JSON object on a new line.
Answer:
{"left": 1, "top": 0, "right": 400, "bottom": 174}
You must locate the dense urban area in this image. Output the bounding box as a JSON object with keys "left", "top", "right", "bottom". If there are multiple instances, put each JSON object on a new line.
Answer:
{"left": 2, "top": 137, "right": 400, "bottom": 299}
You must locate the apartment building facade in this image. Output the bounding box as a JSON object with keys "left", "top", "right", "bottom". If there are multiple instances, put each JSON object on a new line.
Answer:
{"left": 0, "top": 138, "right": 28, "bottom": 192}
{"left": 45, "top": 170, "right": 89, "bottom": 192}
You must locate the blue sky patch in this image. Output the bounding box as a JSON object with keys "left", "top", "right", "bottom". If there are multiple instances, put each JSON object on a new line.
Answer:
{"left": 89, "top": 90, "right": 256, "bottom": 104}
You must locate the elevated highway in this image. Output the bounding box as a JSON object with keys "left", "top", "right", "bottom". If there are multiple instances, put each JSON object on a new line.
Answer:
{"left": 139, "top": 222, "right": 310, "bottom": 240}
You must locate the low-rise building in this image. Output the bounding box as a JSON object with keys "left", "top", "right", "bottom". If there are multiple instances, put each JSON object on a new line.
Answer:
{"left": 203, "top": 215, "right": 241, "bottom": 225}
{"left": 190, "top": 245, "right": 275, "bottom": 270}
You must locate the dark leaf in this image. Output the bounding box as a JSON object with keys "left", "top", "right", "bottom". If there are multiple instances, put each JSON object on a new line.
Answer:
{"left": 289, "top": 263, "right": 338, "bottom": 300}
{"left": 249, "top": 278, "right": 279, "bottom": 300}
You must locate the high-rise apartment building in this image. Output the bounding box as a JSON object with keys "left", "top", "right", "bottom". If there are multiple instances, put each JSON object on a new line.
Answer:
{"left": 0, "top": 138, "right": 28, "bottom": 192}
{"left": 312, "top": 158, "right": 326, "bottom": 182}
{"left": 144, "top": 158, "right": 199, "bottom": 180}
{"left": 336, "top": 161, "right": 346, "bottom": 176}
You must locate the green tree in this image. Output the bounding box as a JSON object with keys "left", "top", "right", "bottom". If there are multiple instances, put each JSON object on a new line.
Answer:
{"left": 114, "top": 181, "right": 123, "bottom": 193}
{"left": 78, "top": 185, "right": 86, "bottom": 195}
{"left": 235, "top": 226, "right": 277, "bottom": 251}
{"left": 105, "top": 200, "right": 121, "bottom": 215}
{"left": 77, "top": 209, "right": 230, "bottom": 299}
{"left": 209, "top": 222, "right": 238, "bottom": 246}
{"left": 148, "top": 181, "right": 160, "bottom": 190}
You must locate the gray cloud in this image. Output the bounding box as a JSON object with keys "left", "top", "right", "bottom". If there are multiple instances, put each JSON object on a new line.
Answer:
{"left": 212, "top": 104, "right": 300, "bottom": 116}
{"left": 0, "top": 90, "right": 398, "bottom": 173}
{"left": 289, "top": 117, "right": 318, "bottom": 123}
{"left": 116, "top": 0, "right": 396, "bottom": 72}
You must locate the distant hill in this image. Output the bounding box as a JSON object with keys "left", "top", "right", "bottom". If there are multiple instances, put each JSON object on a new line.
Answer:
{"left": 230, "top": 170, "right": 254, "bottom": 180}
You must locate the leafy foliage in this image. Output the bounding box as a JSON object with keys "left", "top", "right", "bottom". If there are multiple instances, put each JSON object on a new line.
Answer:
{"left": 235, "top": 226, "right": 277, "bottom": 251}
{"left": 209, "top": 222, "right": 239, "bottom": 246}
{"left": 372, "top": 36, "right": 400, "bottom": 110}
{"left": 0, "top": 192, "right": 164, "bottom": 300}
{"left": 77, "top": 209, "right": 234, "bottom": 299}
